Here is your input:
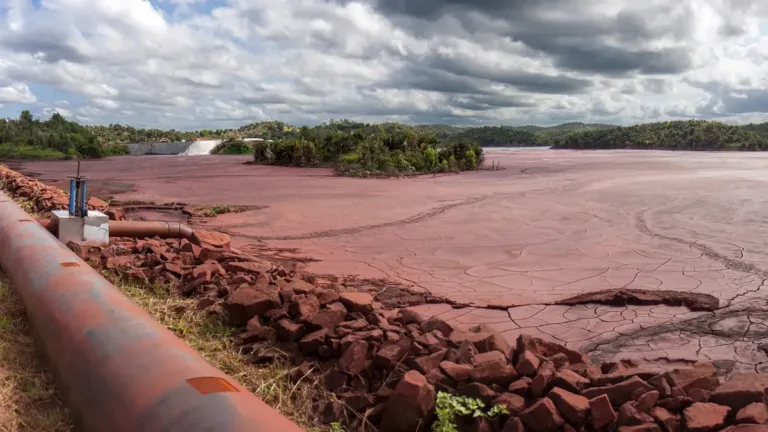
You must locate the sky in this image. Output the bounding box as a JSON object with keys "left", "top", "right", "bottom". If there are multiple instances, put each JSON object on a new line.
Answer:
{"left": 1, "top": 0, "right": 768, "bottom": 130}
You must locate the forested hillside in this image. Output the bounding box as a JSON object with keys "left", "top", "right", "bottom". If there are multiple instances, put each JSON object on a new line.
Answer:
{"left": 551, "top": 120, "right": 768, "bottom": 151}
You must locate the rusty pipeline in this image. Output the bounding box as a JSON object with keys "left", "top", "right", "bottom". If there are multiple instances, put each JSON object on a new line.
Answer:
{"left": 37, "top": 218, "right": 196, "bottom": 240}
{"left": 0, "top": 191, "right": 302, "bottom": 432}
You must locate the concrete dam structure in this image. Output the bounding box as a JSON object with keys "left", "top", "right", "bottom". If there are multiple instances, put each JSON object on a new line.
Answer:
{"left": 126, "top": 138, "right": 264, "bottom": 156}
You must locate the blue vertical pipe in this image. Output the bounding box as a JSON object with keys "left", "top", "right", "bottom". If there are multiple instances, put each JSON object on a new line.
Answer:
{"left": 80, "top": 182, "right": 88, "bottom": 217}
{"left": 68, "top": 180, "right": 76, "bottom": 216}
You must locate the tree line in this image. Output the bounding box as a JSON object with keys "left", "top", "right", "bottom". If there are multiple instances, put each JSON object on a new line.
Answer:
{"left": 551, "top": 120, "right": 768, "bottom": 151}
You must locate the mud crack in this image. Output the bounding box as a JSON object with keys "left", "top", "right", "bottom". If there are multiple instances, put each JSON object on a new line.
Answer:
{"left": 636, "top": 211, "right": 768, "bottom": 279}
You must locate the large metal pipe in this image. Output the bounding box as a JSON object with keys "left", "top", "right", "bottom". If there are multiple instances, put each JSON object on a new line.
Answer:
{"left": 37, "top": 219, "right": 196, "bottom": 240}
{"left": 0, "top": 191, "right": 302, "bottom": 432}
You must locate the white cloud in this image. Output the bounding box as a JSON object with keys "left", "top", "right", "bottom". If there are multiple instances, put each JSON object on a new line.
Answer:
{"left": 0, "top": 82, "right": 36, "bottom": 103}
{"left": 0, "top": 0, "right": 766, "bottom": 128}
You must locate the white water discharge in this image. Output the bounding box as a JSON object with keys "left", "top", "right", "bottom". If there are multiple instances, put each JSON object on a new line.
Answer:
{"left": 181, "top": 139, "right": 222, "bottom": 156}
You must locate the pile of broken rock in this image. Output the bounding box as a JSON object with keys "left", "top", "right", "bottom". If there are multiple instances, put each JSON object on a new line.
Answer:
{"left": 0, "top": 165, "right": 111, "bottom": 215}
{"left": 69, "top": 232, "right": 768, "bottom": 432}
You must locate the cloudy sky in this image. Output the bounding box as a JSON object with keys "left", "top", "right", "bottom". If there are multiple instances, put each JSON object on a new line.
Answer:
{"left": 1, "top": 0, "right": 768, "bottom": 129}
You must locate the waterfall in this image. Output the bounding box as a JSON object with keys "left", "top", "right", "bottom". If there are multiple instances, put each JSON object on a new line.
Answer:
{"left": 181, "top": 139, "right": 222, "bottom": 156}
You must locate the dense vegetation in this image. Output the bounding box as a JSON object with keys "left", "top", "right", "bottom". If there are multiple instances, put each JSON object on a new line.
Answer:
{"left": 4, "top": 109, "right": 768, "bottom": 161}
{"left": 252, "top": 120, "right": 483, "bottom": 176}
{"left": 551, "top": 120, "right": 768, "bottom": 151}
{"left": 0, "top": 111, "right": 129, "bottom": 159}
{"left": 210, "top": 138, "right": 254, "bottom": 155}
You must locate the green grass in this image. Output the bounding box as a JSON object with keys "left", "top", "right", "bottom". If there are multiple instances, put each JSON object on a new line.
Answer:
{"left": 0, "top": 145, "right": 68, "bottom": 160}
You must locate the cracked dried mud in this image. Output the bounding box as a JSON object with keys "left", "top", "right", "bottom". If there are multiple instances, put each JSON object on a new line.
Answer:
{"left": 15, "top": 149, "right": 768, "bottom": 374}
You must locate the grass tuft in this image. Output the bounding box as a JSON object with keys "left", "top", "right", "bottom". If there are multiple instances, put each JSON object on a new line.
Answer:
{"left": 0, "top": 278, "right": 71, "bottom": 432}
{"left": 112, "top": 278, "right": 331, "bottom": 431}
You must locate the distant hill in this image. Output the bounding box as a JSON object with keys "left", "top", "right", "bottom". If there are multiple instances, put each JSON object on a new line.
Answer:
{"left": 551, "top": 120, "right": 768, "bottom": 151}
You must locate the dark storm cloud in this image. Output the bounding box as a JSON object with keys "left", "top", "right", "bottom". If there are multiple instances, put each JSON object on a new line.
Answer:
{"left": 425, "top": 54, "right": 593, "bottom": 93}
{"left": 687, "top": 80, "right": 768, "bottom": 115}
{"left": 370, "top": 0, "right": 698, "bottom": 75}
{"left": 389, "top": 66, "right": 490, "bottom": 94}
{"left": 3, "top": 37, "right": 88, "bottom": 63}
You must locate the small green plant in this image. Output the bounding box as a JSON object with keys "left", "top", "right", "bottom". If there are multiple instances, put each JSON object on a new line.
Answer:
{"left": 329, "top": 422, "right": 345, "bottom": 432}
{"left": 432, "top": 392, "right": 509, "bottom": 432}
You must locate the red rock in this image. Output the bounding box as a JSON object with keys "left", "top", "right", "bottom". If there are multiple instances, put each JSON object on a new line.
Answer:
{"left": 440, "top": 361, "right": 473, "bottom": 382}
{"left": 343, "top": 392, "right": 376, "bottom": 412}
{"left": 325, "top": 302, "right": 347, "bottom": 313}
{"left": 163, "top": 262, "right": 183, "bottom": 276}
{"left": 723, "top": 426, "right": 768, "bottom": 432}
{"left": 710, "top": 374, "right": 768, "bottom": 411}
{"left": 590, "top": 394, "right": 617, "bottom": 429}
{"left": 516, "top": 350, "right": 540, "bottom": 376}
{"left": 619, "top": 425, "right": 662, "bottom": 432}
{"left": 413, "top": 349, "right": 447, "bottom": 374}
{"left": 374, "top": 341, "right": 410, "bottom": 368}
{"left": 652, "top": 407, "right": 680, "bottom": 432}
{"left": 325, "top": 369, "right": 348, "bottom": 393}
{"left": 689, "top": 388, "right": 711, "bottom": 403}
{"left": 223, "top": 286, "right": 281, "bottom": 326}
{"left": 531, "top": 361, "right": 556, "bottom": 398}
{"left": 105, "top": 255, "right": 133, "bottom": 270}
{"left": 509, "top": 377, "right": 532, "bottom": 396}
{"left": 191, "top": 230, "right": 231, "bottom": 248}
{"left": 459, "top": 382, "right": 498, "bottom": 403}
{"left": 339, "top": 318, "right": 369, "bottom": 330}
{"left": 124, "top": 268, "right": 150, "bottom": 285}
{"left": 191, "top": 261, "right": 226, "bottom": 282}
{"left": 426, "top": 369, "right": 454, "bottom": 393}
{"left": 501, "top": 417, "right": 524, "bottom": 432}
{"left": 473, "top": 350, "right": 506, "bottom": 367}
{"left": 87, "top": 196, "right": 109, "bottom": 210}
{"left": 289, "top": 295, "right": 320, "bottom": 320}
{"left": 469, "top": 354, "right": 518, "bottom": 387}
{"left": 683, "top": 402, "right": 730, "bottom": 432}
{"left": 225, "top": 260, "right": 272, "bottom": 275}
{"left": 264, "top": 308, "right": 288, "bottom": 321}
{"left": 517, "top": 334, "right": 587, "bottom": 365}
{"left": 666, "top": 362, "right": 718, "bottom": 394}
{"left": 238, "top": 325, "right": 275, "bottom": 343}
{"left": 456, "top": 339, "right": 479, "bottom": 364}
{"left": 420, "top": 317, "right": 454, "bottom": 337}
{"left": 583, "top": 376, "right": 654, "bottom": 406}
{"left": 339, "top": 292, "right": 374, "bottom": 315}
{"left": 551, "top": 353, "right": 569, "bottom": 369}
{"left": 520, "top": 397, "right": 565, "bottom": 431}
{"left": 317, "top": 289, "right": 340, "bottom": 305}
{"left": 671, "top": 386, "right": 686, "bottom": 398}
{"left": 275, "top": 319, "right": 305, "bottom": 341}
{"left": 737, "top": 403, "right": 768, "bottom": 424}
{"left": 380, "top": 371, "right": 436, "bottom": 432}
{"left": 298, "top": 329, "right": 328, "bottom": 353}
{"left": 634, "top": 390, "right": 660, "bottom": 413}
{"left": 493, "top": 393, "right": 526, "bottom": 416}
{"left": 338, "top": 340, "right": 369, "bottom": 375}
{"left": 619, "top": 402, "right": 655, "bottom": 426}
{"left": 356, "top": 329, "right": 383, "bottom": 341}
{"left": 302, "top": 309, "right": 347, "bottom": 331}
{"left": 555, "top": 369, "right": 590, "bottom": 393}
{"left": 398, "top": 308, "right": 425, "bottom": 325}
{"left": 649, "top": 374, "right": 672, "bottom": 398}
{"left": 657, "top": 396, "right": 694, "bottom": 413}
{"left": 591, "top": 368, "right": 658, "bottom": 386}
{"left": 451, "top": 326, "right": 512, "bottom": 359}
{"left": 550, "top": 387, "right": 590, "bottom": 425}
{"left": 286, "top": 279, "right": 315, "bottom": 295}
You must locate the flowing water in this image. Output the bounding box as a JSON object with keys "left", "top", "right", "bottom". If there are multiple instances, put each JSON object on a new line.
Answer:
{"left": 181, "top": 140, "right": 222, "bottom": 156}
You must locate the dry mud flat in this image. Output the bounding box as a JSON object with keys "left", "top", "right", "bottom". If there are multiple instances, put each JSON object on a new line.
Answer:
{"left": 15, "top": 149, "right": 768, "bottom": 373}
